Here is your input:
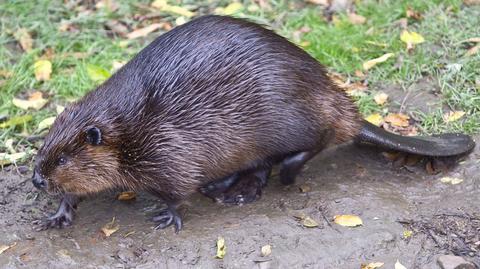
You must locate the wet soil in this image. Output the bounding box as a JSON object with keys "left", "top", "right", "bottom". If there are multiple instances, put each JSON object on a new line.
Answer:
{"left": 0, "top": 139, "right": 478, "bottom": 269}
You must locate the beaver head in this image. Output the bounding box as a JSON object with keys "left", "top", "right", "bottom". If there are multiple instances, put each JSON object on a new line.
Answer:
{"left": 32, "top": 103, "right": 123, "bottom": 196}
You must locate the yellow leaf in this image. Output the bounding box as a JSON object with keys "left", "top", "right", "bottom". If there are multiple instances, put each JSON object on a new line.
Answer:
{"left": 126, "top": 23, "right": 164, "bottom": 40}
{"left": 384, "top": 113, "right": 410, "bottom": 127}
{"left": 151, "top": 1, "right": 195, "bottom": 18}
{"left": 175, "top": 16, "right": 187, "bottom": 26}
{"left": 365, "top": 113, "right": 384, "bottom": 126}
{"left": 302, "top": 216, "right": 319, "bottom": 228}
{"left": 216, "top": 237, "right": 226, "bottom": 259}
{"left": 333, "top": 215, "right": 363, "bottom": 227}
{"left": 223, "top": 2, "right": 244, "bottom": 15}
{"left": 12, "top": 92, "right": 48, "bottom": 110}
{"left": 395, "top": 260, "right": 407, "bottom": 269}
{"left": 374, "top": 92, "right": 389, "bottom": 105}
{"left": 38, "top": 116, "right": 56, "bottom": 130}
{"left": 363, "top": 53, "right": 394, "bottom": 70}
{"left": 0, "top": 242, "right": 16, "bottom": 255}
{"left": 117, "top": 191, "right": 136, "bottom": 201}
{"left": 0, "top": 152, "right": 27, "bottom": 166}
{"left": 101, "top": 217, "right": 119, "bottom": 237}
{"left": 440, "top": 177, "right": 464, "bottom": 185}
{"left": 150, "top": 0, "right": 167, "bottom": 8}
{"left": 112, "top": 60, "right": 126, "bottom": 72}
{"left": 86, "top": 64, "right": 111, "bottom": 82}
{"left": 34, "top": 60, "right": 52, "bottom": 81}
{"left": 400, "top": 31, "right": 425, "bottom": 50}
{"left": 403, "top": 230, "right": 413, "bottom": 238}
{"left": 56, "top": 105, "right": 65, "bottom": 114}
{"left": 362, "top": 262, "right": 384, "bottom": 269}
{"left": 261, "top": 244, "right": 272, "bottom": 257}
{"left": 14, "top": 28, "right": 33, "bottom": 52}
{"left": 443, "top": 111, "right": 465, "bottom": 122}
{"left": 0, "top": 115, "right": 33, "bottom": 128}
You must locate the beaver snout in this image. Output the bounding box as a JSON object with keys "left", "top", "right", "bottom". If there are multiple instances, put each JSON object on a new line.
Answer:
{"left": 32, "top": 170, "right": 47, "bottom": 190}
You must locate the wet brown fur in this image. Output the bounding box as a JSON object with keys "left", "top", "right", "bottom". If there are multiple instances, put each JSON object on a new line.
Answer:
{"left": 34, "top": 15, "right": 361, "bottom": 203}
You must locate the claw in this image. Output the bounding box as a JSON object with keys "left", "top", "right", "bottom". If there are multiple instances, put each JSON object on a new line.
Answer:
{"left": 153, "top": 207, "right": 183, "bottom": 233}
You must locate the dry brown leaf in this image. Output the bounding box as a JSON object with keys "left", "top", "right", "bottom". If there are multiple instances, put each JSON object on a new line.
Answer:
{"left": 464, "top": 0, "right": 480, "bottom": 5}
{"left": 334, "top": 215, "right": 363, "bottom": 227}
{"left": 374, "top": 92, "right": 388, "bottom": 105}
{"left": 117, "top": 191, "right": 136, "bottom": 201}
{"left": 443, "top": 111, "right": 465, "bottom": 122}
{"left": 365, "top": 113, "right": 384, "bottom": 126}
{"left": 466, "top": 45, "right": 479, "bottom": 56}
{"left": 101, "top": 217, "right": 119, "bottom": 237}
{"left": 0, "top": 69, "right": 13, "bottom": 78}
{"left": 363, "top": 53, "right": 394, "bottom": 70}
{"left": 126, "top": 23, "right": 164, "bottom": 40}
{"left": 15, "top": 28, "right": 33, "bottom": 52}
{"left": 361, "top": 262, "right": 384, "bottom": 269}
{"left": 348, "top": 12, "right": 366, "bottom": 25}
{"left": 0, "top": 242, "right": 16, "bottom": 255}
{"left": 384, "top": 113, "right": 410, "bottom": 127}
{"left": 261, "top": 244, "right": 272, "bottom": 257}
{"left": 34, "top": 60, "right": 52, "bottom": 81}
{"left": 306, "top": 0, "right": 329, "bottom": 5}
{"left": 354, "top": 70, "right": 366, "bottom": 79}
{"left": 299, "top": 184, "right": 311, "bottom": 193}
{"left": 406, "top": 7, "right": 422, "bottom": 20}
{"left": 462, "top": 37, "right": 480, "bottom": 43}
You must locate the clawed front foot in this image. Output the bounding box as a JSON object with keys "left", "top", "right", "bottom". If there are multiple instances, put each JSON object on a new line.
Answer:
{"left": 153, "top": 205, "right": 183, "bottom": 233}
{"left": 33, "top": 194, "right": 78, "bottom": 231}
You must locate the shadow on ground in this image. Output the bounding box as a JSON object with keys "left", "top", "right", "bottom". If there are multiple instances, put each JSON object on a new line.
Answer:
{"left": 1, "top": 138, "right": 479, "bottom": 269}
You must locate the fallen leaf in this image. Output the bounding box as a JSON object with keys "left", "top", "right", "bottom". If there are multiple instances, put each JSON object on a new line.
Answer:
{"left": 56, "top": 105, "right": 65, "bottom": 114}
{"left": 34, "top": 60, "right": 52, "bottom": 81}
{"left": 403, "top": 230, "right": 413, "bottom": 238}
{"left": 374, "top": 92, "right": 388, "bottom": 105}
{"left": 0, "top": 152, "right": 27, "bottom": 166}
{"left": 439, "top": 177, "right": 464, "bottom": 185}
{"left": 216, "top": 237, "right": 226, "bottom": 259}
{"left": 361, "top": 262, "right": 384, "bottom": 269}
{"left": 261, "top": 244, "right": 272, "bottom": 257}
{"left": 348, "top": 12, "right": 366, "bottom": 25}
{"left": 126, "top": 23, "right": 164, "bottom": 39}
{"left": 0, "top": 242, "right": 17, "bottom": 254}
{"left": 299, "top": 184, "right": 311, "bottom": 193}
{"left": 384, "top": 113, "right": 410, "bottom": 127}
{"left": 224, "top": 2, "right": 244, "bottom": 15}
{"left": 175, "top": 16, "right": 187, "bottom": 26}
{"left": 466, "top": 45, "right": 479, "bottom": 56}
{"left": 38, "top": 116, "right": 56, "bottom": 130}
{"left": 334, "top": 215, "right": 363, "bottom": 227}
{"left": 14, "top": 28, "right": 33, "bottom": 52}
{"left": 151, "top": 0, "right": 195, "bottom": 18}
{"left": 365, "top": 113, "right": 384, "bottom": 126}
{"left": 5, "top": 139, "right": 14, "bottom": 153}
{"left": 112, "top": 60, "right": 126, "bottom": 72}
{"left": 302, "top": 216, "right": 319, "bottom": 228}
{"left": 462, "top": 37, "right": 480, "bottom": 43}
{"left": 0, "top": 115, "right": 33, "bottom": 128}
{"left": 464, "top": 0, "right": 480, "bottom": 5}
{"left": 400, "top": 31, "right": 425, "bottom": 50}
{"left": 306, "top": 0, "right": 329, "bottom": 5}
{"left": 117, "top": 191, "right": 136, "bottom": 201}
{"left": 95, "top": 0, "right": 119, "bottom": 12}
{"left": 363, "top": 53, "right": 394, "bottom": 70}
{"left": 101, "top": 217, "right": 119, "bottom": 237}
{"left": 13, "top": 91, "right": 48, "bottom": 110}
{"left": 87, "top": 64, "right": 111, "bottom": 82}
{"left": 0, "top": 69, "right": 13, "bottom": 78}
{"left": 395, "top": 260, "right": 407, "bottom": 269}
{"left": 354, "top": 70, "right": 365, "bottom": 79}
{"left": 443, "top": 111, "right": 465, "bottom": 122}
{"left": 406, "top": 7, "right": 422, "bottom": 20}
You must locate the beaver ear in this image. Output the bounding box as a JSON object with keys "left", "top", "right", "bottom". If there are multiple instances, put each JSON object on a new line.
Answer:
{"left": 86, "top": 127, "right": 102, "bottom": 145}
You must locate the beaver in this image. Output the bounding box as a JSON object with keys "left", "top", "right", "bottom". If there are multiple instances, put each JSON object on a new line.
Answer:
{"left": 31, "top": 15, "right": 475, "bottom": 232}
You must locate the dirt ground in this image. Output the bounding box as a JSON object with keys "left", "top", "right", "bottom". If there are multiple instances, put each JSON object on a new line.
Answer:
{"left": 0, "top": 138, "right": 478, "bottom": 269}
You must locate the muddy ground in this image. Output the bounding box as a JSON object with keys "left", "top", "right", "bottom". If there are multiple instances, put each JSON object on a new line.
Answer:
{"left": 0, "top": 138, "right": 479, "bottom": 269}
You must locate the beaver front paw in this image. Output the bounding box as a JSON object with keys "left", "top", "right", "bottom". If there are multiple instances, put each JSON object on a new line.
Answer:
{"left": 33, "top": 212, "right": 74, "bottom": 231}
{"left": 153, "top": 207, "right": 183, "bottom": 233}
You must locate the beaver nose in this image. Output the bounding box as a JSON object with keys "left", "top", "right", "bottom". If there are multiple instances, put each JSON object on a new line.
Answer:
{"left": 32, "top": 170, "right": 47, "bottom": 190}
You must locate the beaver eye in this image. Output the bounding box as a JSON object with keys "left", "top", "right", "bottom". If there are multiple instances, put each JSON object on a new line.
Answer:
{"left": 58, "top": 156, "right": 67, "bottom": 166}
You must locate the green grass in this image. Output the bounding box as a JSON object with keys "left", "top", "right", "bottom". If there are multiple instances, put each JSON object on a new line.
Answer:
{"left": 0, "top": 0, "right": 479, "bottom": 157}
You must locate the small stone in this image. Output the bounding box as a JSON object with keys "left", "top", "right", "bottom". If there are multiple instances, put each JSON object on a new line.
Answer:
{"left": 437, "top": 255, "right": 475, "bottom": 269}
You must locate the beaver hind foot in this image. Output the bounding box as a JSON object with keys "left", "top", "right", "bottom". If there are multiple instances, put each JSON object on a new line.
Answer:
{"left": 153, "top": 205, "right": 183, "bottom": 233}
